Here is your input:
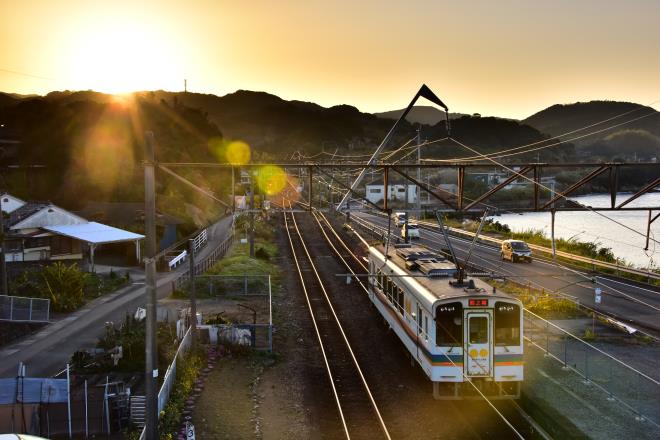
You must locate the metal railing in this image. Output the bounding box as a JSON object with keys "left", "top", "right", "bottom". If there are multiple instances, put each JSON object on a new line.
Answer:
{"left": 192, "top": 229, "right": 208, "bottom": 253}
{"left": 414, "top": 219, "right": 660, "bottom": 281}
{"left": 167, "top": 249, "right": 187, "bottom": 270}
{"left": 0, "top": 295, "right": 50, "bottom": 322}
{"left": 173, "top": 233, "right": 235, "bottom": 290}
{"left": 524, "top": 309, "right": 660, "bottom": 428}
{"left": 182, "top": 274, "right": 271, "bottom": 297}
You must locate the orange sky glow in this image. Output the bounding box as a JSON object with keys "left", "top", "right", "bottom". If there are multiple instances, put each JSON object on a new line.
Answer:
{"left": 1, "top": 0, "right": 659, "bottom": 118}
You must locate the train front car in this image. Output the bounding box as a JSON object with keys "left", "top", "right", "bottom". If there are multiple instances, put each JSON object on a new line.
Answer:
{"left": 367, "top": 244, "right": 523, "bottom": 400}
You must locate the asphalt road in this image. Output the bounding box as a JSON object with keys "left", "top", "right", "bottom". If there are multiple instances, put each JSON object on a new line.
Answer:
{"left": 0, "top": 215, "right": 234, "bottom": 378}
{"left": 352, "top": 211, "right": 660, "bottom": 337}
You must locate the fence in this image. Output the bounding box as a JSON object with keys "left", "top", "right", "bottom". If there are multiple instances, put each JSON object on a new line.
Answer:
{"left": 524, "top": 309, "right": 660, "bottom": 428}
{"left": 0, "top": 295, "right": 50, "bottom": 322}
{"left": 181, "top": 274, "right": 271, "bottom": 297}
{"left": 173, "top": 233, "right": 234, "bottom": 290}
{"left": 157, "top": 326, "right": 193, "bottom": 414}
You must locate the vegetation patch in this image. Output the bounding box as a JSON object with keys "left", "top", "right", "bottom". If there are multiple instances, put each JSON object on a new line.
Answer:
{"left": 10, "top": 262, "right": 130, "bottom": 312}
{"left": 488, "top": 280, "right": 584, "bottom": 320}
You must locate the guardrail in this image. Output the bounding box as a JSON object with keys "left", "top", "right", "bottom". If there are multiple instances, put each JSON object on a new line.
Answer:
{"left": 414, "top": 219, "right": 660, "bottom": 282}
{"left": 0, "top": 295, "right": 50, "bottom": 322}
{"left": 173, "top": 233, "right": 235, "bottom": 290}
{"left": 525, "top": 309, "right": 660, "bottom": 428}
{"left": 192, "top": 229, "right": 208, "bottom": 252}
{"left": 167, "top": 250, "right": 188, "bottom": 270}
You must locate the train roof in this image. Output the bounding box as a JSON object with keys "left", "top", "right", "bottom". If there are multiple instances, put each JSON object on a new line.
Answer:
{"left": 369, "top": 243, "right": 520, "bottom": 310}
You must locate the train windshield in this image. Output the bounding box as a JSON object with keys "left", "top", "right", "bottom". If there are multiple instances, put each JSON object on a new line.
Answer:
{"left": 435, "top": 302, "right": 462, "bottom": 346}
{"left": 494, "top": 302, "right": 521, "bottom": 345}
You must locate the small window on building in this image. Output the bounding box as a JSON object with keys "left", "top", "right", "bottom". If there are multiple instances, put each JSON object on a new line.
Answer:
{"left": 369, "top": 188, "right": 382, "bottom": 194}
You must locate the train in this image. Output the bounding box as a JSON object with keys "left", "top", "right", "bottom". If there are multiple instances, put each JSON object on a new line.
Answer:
{"left": 367, "top": 243, "right": 523, "bottom": 399}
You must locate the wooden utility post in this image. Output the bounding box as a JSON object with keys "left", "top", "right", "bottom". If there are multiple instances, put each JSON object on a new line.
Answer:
{"left": 188, "top": 239, "right": 197, "bottom": 345}
{"left": 144, "top": 132, "right": 159, "bottom": 440}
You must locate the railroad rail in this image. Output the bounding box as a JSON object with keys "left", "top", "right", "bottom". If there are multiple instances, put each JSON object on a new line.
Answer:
{"left": 282, "top": 204, "right": 391, "bottom": 440}
{"left": 311, "top": 209, "right": 543, "bottom": 439}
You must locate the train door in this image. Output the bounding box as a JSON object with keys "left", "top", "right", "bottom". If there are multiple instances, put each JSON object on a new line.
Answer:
{"left": 465, "top": 313, "right": 491, "bottom": 376}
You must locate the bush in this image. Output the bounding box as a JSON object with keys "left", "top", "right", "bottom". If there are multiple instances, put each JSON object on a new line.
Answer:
{"left": 255, "top": 247, "right": 270, "bottom": 261}
{"left": 40, "top": 262, "right": 87, "bottom": 312}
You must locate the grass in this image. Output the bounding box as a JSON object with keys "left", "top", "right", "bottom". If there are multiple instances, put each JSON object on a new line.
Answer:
{"left": 173, "top": 215, "right": 282, "bottom": 299}
{"left": 488, "top": 280, "right": 584, "bottom": 320}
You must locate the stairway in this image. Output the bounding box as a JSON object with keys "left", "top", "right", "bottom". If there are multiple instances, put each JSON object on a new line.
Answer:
{"left": 130, "top": 395, "right": 146, "bottom": 428}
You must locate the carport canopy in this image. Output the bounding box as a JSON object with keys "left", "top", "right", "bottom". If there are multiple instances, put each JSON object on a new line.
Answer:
{"left": 43, "top": 221, "right": 145, "bottom": 270}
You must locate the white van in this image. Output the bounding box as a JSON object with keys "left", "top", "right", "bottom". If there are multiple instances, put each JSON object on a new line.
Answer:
{"left": 393, "top": 212, "right": 407, "bottom": 227}
{"left": 401, "top": 222, "right": 420, "bottom": 239}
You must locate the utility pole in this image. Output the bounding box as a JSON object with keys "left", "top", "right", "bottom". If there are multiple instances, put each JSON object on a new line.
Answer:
{"left": 550, "top": 209, "right": 557, "bottom": 262}
{"left": 416, "top": 125, "right": 422, "bottom": 218}
{"left": 184, "top": 79, "right": 187, "bottom": 93}
{"left": 144, "top": 132, "right": 159, "bottom": 440}
{"left": 188, "top": 239, "right": 197, "bottom": 345}
{"left": 249, "top": 176, "right": 255, "bottom": 258}
{"left": 0, "top": 195, "right": 7, "bottom": 295}
{"left": 231, "top": 166, "right": 235, "bottom": 211}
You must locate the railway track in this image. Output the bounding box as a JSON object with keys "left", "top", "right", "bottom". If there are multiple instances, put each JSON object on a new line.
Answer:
{"left": 308, "top": 208, "right": 550, "bottom": 440}
{"left": 282, "top": 205, "right": 391, "bottom": 440}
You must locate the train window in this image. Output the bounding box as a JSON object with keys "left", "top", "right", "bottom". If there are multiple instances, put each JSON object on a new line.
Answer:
{"left": 494, "top": 302, "right": 521, "bottom": 346}
{"left": 435, "top": 302, "right": 462, "bottom": 346}
{"left": 424, "top": 315, "right": 428, "bottom": 341}
{"left": 469, "top": 317, "right": 488, "bottom": 344}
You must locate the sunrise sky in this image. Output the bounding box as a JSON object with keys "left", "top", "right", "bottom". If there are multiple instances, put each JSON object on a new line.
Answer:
{"left": 1, "top": 0, "right": 659, "bottom": 118}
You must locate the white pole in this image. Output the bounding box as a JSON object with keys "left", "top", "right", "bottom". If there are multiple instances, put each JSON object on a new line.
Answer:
{"left": 66, "top": 364, "right": 72, "bottom": 439}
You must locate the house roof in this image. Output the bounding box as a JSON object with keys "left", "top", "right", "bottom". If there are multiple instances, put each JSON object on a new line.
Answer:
{"left": 43, "top": 222, "right": 144, "bottom": 245}
{"left": 8, "top": 203, "right": 87, "bottom": 230}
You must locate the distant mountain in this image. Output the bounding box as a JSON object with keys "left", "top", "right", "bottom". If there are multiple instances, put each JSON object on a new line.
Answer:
{"left": 523, "top": 101, "right": 660, "bottom": 145}
{"left": 139, "top": 90, "right": 402, "bottom": 158}
{"left": 0, "top": 92, "right": 20, "bottom": 109}
{"left": 375, "top": 105, "right": 469, "bottom": 125}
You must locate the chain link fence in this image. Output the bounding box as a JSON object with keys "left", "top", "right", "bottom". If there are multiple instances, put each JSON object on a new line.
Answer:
{"left": 0, "top": 295, "right": 50, "bottom": 322}
{"left": 524, "top": 309, "right": 660, "bottom": 428}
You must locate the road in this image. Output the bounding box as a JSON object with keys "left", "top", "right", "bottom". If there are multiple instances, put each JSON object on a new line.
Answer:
{"left": 0, "top": 215, "right": 234, "bottom": 378}
{"left": 352, "top": 211, "right": 660, "bottom": 337}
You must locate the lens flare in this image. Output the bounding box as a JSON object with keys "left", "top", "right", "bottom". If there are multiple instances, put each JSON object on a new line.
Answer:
{"left": 256, "top": 165, "right": 287, "bottom": 196}
{"left": 226, "top": 141, "right": 251, "bottom": 165}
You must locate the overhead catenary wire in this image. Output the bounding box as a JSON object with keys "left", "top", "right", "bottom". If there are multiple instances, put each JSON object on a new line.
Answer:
{"left": 423, "top": 110, "right": 660, "bottom": 163}
{"left": 440, "top": 100, "right": 660, "bottom": 162}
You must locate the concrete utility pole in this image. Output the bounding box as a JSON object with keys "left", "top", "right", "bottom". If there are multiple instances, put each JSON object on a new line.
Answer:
{"left": 188, "top": 239, "right": 197, "bottom": 345}
{"left": 249, "top": 176, "right": 255, "bottom": 258}
{"left": 416, "top": 125, "right": 422, "bottom": 218}
{"left": 144, "top": 132, "right": 159, "bottom": 440}
{"left": 551, "top": 209, "right": 557, "bottom": 261}
{"left": 0, "top": 195, "right": 8, "bottom": 295}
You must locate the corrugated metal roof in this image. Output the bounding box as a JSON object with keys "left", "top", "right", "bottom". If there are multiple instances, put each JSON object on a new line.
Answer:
{"left": 43, "top": 222, "right": 144, "bottom": 244}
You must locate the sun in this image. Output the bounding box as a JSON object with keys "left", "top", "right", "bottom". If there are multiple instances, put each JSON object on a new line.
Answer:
{"left": 67, "top": 20, "right": 183, "bottom": 93}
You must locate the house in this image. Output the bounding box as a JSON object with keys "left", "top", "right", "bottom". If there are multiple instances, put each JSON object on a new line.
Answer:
{"left": 365, "top": 179, "right": 417, "bottom": 204}
{"left": 77, "top": 202, "right": 183, "bottom": 250}
{"left": 0, "top": 193, "right": 27, "bottom": 214}
{"left": 2, "top": 198, "right": 144, "bottom": 271}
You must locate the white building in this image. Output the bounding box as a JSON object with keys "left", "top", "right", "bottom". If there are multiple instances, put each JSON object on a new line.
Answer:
{"left": 365, "top": 180, "right": 417, "bottom": 204}
{"left": 0, "top": 193, "right": 26, "bottom": 214}
{"left": 2, "top": 197, "right": 144, "bottom": 270}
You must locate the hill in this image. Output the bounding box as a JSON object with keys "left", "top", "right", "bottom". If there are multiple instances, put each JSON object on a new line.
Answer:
{"left": 375, "top": 105, "right": 469, "bottom": 125}
{"left": 523, "top": 101, "right": 660, "bottom": 145}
